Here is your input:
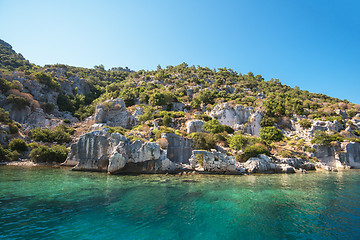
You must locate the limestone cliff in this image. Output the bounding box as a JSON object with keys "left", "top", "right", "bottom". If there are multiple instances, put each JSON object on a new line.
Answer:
{"left": 65, "top": 129, "right": 177, "bottom": 174}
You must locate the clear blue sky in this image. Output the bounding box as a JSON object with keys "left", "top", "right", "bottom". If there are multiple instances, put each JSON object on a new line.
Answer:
{"left": 0, "top": 0, "right": 359, "bottom": 103}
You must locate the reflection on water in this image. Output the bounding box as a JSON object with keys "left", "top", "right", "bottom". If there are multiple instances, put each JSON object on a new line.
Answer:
{"left": 0, "top": 166, "right": 360, "bottom": 240}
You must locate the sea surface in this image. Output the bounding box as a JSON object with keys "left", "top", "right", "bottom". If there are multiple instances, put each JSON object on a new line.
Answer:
{"left": 0, "top": 166, "right": 359, "bottom": 240}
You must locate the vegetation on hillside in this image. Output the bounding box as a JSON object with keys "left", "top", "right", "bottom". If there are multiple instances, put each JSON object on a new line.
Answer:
{"left": 1, "top": 39, "right": 359, "bottom": 164}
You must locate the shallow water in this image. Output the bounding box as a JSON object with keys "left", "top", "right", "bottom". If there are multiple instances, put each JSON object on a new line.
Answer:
{"left": 0, "top": 166, "right": 359, "bottom": 240}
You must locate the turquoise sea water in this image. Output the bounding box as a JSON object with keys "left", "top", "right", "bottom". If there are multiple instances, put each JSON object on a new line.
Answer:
{"left": 0, "top": 166, "right": 359, "bottom": 240}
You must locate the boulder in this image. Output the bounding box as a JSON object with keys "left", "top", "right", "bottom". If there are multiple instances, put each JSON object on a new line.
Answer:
{"left": 189, "top": 150, "right": 237, "bottom": 173}
{"left": 278, "top": 164, "right": 296, "bottom": 173}
{"left": 186, "top": 120, "right": 205, "bottom": 134}
{"left": 279, "top": 158, "right": 316, "bottom": 170}
{"left": 243, "top": 154, "right": 280, "bottom": 173}
{"left": 94, "top": 98, "right": 136, "bottom": 129}
{"left": 171, "top": 102, "right": 185, "bottom": 111}
{"left": 68, "top": 129, "right": 177, "bottom": 173}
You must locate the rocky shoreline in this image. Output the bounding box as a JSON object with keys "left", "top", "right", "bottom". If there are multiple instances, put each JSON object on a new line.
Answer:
{"left": 59, "top": 128, "right": 356, "bottom": 175}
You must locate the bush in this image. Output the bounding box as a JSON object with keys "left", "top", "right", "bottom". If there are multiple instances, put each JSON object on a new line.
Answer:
{"left": 310, "top": 130, "right": 343, "bottom": 146}
{"left": 278, "top": 149, "right": 292, "bottom": 158}
{"left": 196, "top": 154, "right": 204, "bottom": 166}
{"left": 34, "top": 72, "right": 60, "bottom": 89}
{"left": 260, "top": 116, "right": 277, "bottom": 127}
{"left": 298, "top": 119, "right": 312, "bottom": 129}
{"left": 8, "top": 123, "right": 19, "bottom": 134}
{"left": 9, "top": 138, "right": 27, "bottom": 152}
{"left": 105, "top": 126, "right": 126, "bottom": 135}
{"left": 162, "top": 114, "right": 171, "bottom": 126}
{"left": 190, "top": 132, "right": 216, "bottom": 151}
{"left": 29, "top": 145, "right": 69, "bottom": 163}
{"left": 259, "top": 126, "right": 283, "bottom": 142}
{"left": 229, "top": 134, "right": 249, "bottom": 150}
{"left": 6, "top": 94, "right": 30, "bottom": 109}
{"left": 203, "top": 119, "right": 224, "bottom": 134}
{"left": 195, "top": 114, "right": 212, "bottom": 122}
{"left": 347, "top": 109, "right": 359, "bottom": 119}
{"left": 223, "top": 125, "right": 234, "bottom": 134}
{"left": 0, "top": 108, "right": 11, "bottom": 123}
{"left": 30, "top": 126, "right": 72, "bottom": 143}
{"left": 42, "top": 103, "right": 55, "bottom": 113}
{"left": 239, "top": 143, "right": 270, "bottom": 162}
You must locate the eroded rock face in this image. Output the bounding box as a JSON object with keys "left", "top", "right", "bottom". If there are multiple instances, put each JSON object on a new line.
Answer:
{"left": 339, "top": 142, "right": 360, "bottom": 168}
{"left": 210, "top": 103, "right": 254, "bottom": 129}
{"left": 245, "top": 111, "right": 263, "bottom": 136}
{"left": 94, "top": 99, "right": 136, "bottom": 129}
{"left": 60, "top": 76, "right": 90, "bottom": 96}
{"left": 186, "top": 120, "right": 204, "bottom": 134}
{"left": 189, "top": 150, "right": 238, "bottom": 173}
{"left": 312, "top": 143, "right": 341, "bottom": 167}
{"left": 67, "top": 129, "right": 176, "bottom": 173}
{"left": 162, "top": 133, "right": 193, "bottom": 164}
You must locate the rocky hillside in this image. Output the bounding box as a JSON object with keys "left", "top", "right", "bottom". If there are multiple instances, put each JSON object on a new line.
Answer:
{"left": 1, "top": 39, "right": 360, "bottom": 173}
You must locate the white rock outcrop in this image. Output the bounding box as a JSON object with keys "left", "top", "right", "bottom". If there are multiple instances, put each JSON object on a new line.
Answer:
{"left": 94, "top": 98, "right": 136, "bottom": 129}
{"left": 65, "top": 129, "right": 177, "bottom": 173}
{"left": 210, "top": 103, "right": 254, "bottom": 129}
{"left": 189, "top": 150, "right": 239, "bottom": 173}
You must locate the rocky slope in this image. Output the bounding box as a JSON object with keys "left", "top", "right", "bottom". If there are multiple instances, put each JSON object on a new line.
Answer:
{"left": 1, "top": 38, "right": 360, "bottom": 174}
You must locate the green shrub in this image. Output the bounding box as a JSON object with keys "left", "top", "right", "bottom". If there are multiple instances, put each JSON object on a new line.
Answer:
{"left": 0, "top": 145, "right": 10, "bottom": 162}
{"left": 162, "top": 114, "right": 171, "bottom": 126}
{"left": 190, "top": 132, "right": 216, "bottom": 151}
{"left": 106, "top": 126, "right": 127, "bottom": 135}
{"left": 0, "top": 108, "right": 11, "bottom": 124}
{"left": 63, "top": 119, "right": 71, "bottom": 124}
{"left": 203, "top": 119, "right": 224, "bottom": 134}
{"left": 278, "top": 149, "right": 292, "bottom": 158}
{"left": 298, "top": 119, "right": 312, "bottom": 129}
{"left": 347, "top": 109, "right": 359, "bottom": 119}
{"left": 310, "top": 130, "right": 343, "bottom": 146}
{"left": 29, "top": 145, "right": 69, "bottom": 163}
{"left": 240, "top": 143, "right": 270, "bottom": 162}
{"left": 7, "top": 150, "right": 20, "bottom": 161}
{"left": 9, "top": 138, "right": 27, "bottom": 152}
{"left": 229, "top": 134, "right": 249, "bottom": 150}
{"left": 194, "top": 114, "right": 212, "bottom": 122}
{"left": 259, "top": 126, "right": 283, "bottom": 142}
{"left": 6, "top": 94, "right": 30, "bottom": 109}
{"left": 195, "top": 154, "right": 204, "bottom": 166}
{"left": 42, "top": 103, "right": 55, "bottom": 113}
{"left": 30, "top": 126, "right": 72, "bottom": 143}
{"left": 223, "top": 125, "right": 234, "bottom": 134}
{"left": 34, "top": 72, "right": 60, "bottom": 89}
{"left": 8, "top": 123, "right": 19, "bottom": 134}
{"left": 260, "top": 116, "right": 277, "bottom": 127}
